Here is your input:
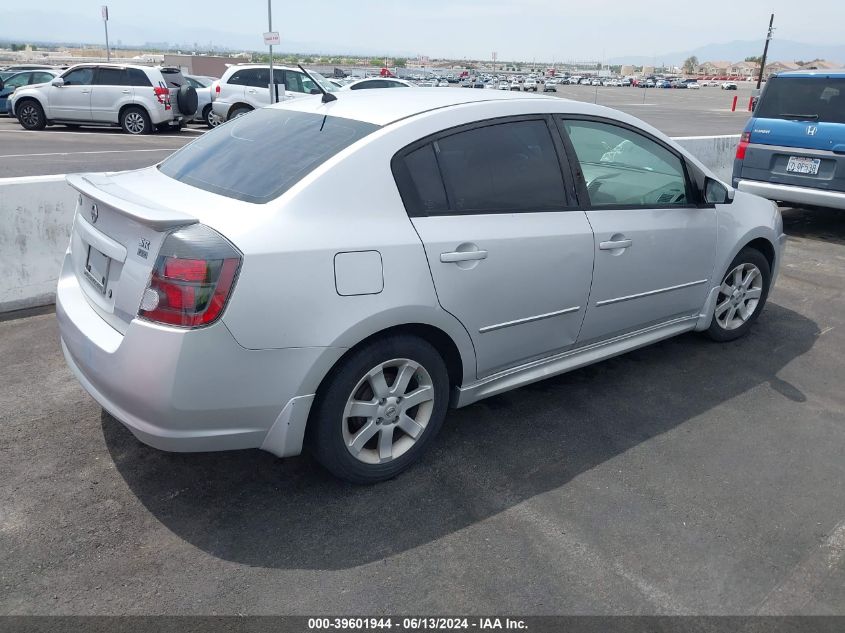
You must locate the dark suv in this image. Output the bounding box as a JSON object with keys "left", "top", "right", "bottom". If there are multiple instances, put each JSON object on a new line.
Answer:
{"left": 733, "top": 70, "right": 845, "bottom": 210}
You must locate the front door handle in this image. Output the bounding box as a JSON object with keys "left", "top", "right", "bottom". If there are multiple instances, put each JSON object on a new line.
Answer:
{"left": 440, "top": 250, "right": 488, "bottom": 263}
{"left": 121, "top": 89, "right": 131, "bottom": 94}
{"left": 599, "top": 239, "right": 632, "bottom": 250}
{"left": 247, "top": 89, "right": 257, "bottom": 94}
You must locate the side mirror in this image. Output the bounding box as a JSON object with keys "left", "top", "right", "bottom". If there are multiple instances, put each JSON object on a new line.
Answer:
{"left": 51, "top": 77, "right": 65, "bottom": 87}
{"left": 704, "top": 177, "right": 734, "bottom": 204}
{"left": 310, "top": 88, "right": 321, "bottom": 95}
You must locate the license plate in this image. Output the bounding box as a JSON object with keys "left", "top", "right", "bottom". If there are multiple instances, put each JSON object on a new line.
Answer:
{"left": 83, "top": 245, "right": 111, "bottom": 295}
{"left": 786, "top": 156, "right": 821, "bottom": 175}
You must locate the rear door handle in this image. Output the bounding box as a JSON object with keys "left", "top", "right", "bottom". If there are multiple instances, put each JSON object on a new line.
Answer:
{"left": 599, "top": 239, "right": 632, "bottom": 250}
{"left": 121, "top": 89, "right": 131, "bottom": 94}
{"left": 440, "top": 250, "right": 488, "bottom": 263}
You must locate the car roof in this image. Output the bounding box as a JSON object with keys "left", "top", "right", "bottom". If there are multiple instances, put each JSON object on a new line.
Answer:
{"left": 273, "top": 89, "right": 566, "bottom": 126}
{"left": 775, "top": 69, "right": 845, "bottom": 79}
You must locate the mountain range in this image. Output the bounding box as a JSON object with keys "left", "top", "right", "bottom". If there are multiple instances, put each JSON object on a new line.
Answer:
{"left": 608, "top": 40, "right": 845, "bottom": 67}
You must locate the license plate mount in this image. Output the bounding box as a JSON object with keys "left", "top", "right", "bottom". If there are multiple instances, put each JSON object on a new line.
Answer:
{"left": 83, "top": 244, "right": 111, "bottom": 295}
{"left": 786, "top": 156, "right": 821, "bottom": 175}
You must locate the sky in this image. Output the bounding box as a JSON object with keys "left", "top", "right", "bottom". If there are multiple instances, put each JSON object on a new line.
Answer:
{"left": 3, "top": 0, "right": 845, "bottom": 61}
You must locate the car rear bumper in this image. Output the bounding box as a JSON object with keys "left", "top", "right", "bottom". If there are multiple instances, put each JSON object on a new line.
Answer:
{"left": 737, "top": 179, "right": 845, "bottom": 210}
{"left": 56, "top": 252, "right": 344, "bottom": 456}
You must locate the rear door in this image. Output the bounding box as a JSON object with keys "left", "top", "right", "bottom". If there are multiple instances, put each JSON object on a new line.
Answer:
{"left": 741, "top": 76, "right": 845, "bottom": 193}
{"left": 395, "top": 116, "right": 595, "bottom": 378}
{"left": 51, "top": 66, "right": 94, "bottom": 120}
{"left": 558, "top": 117, "right": 717, "bottom": 345}
{"left": 91, "top": 67, "right": 129, "bottom": 123}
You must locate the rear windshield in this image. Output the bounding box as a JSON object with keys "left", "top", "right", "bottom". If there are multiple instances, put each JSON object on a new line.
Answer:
{"left": 159, "top": 108, "right": 378, "bottom": 203}
{"left": 756, "top": 76, "right": 845, "bottom": 124}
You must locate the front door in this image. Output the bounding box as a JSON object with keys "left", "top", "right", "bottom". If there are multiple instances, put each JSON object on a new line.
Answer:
{"left": 51, "top": 66, "right": 94, "bottom": 120}
{"left": 559, "top": 117, "right": 717, "bottom": 344}
{"left": 396, "top": 117, "right": 595, "bottom": 378}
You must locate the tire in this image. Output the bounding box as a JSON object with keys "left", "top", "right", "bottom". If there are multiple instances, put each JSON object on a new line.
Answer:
{"left": 228, "top": 106, "right": 251, "bottom": 121}
{"left": 176, "top": 84, "right": 198, "bottom": 117}
{"left": 203, "top": 105, "right": 220, "bottom": 128}
{"left": 307, "top": 335, "right": 450, "bottom": 484}
{"left": 17, "top": 100, "right": 46, "bottom": 130}
{"left": 120, "top": 106, "right": 151, "bottom": 135}
{"left": 706, "top": 247, "right": 771, "bottom": 342}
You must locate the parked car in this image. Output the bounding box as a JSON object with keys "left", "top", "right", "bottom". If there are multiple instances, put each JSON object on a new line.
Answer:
{"left": 542, "top": 81, "right": 557, "bottom": 92}
{"left": 438, "top": 80, "right": 449, "bottom": 87}
{"left": 656, "top": 80, "right": 672, "bottom": 89}
{"left": 57, "top": 90, "right": 784, "bottom": 483}
{"left": 591, "top": 79, "right": 602, "bottom": 86}
{"left": 733, "top": 70, "right": 845, "bottom": 211}
{"left": 523, "top": 78, "right": 538, "bottom": 92}
{"left": 687, "top": 81, "right": 701, "bottom": 90}
{"left": 10, "top": 63, "right": 197, "bottom": 134}
{"left": 721, "top": 82, "right": 738, "bottom": 90}
{"left": 184, "top": 74, "right": 220, "bottom": 128}
{"left": 497, "top": 81, "right": 510, "bottom": 90}
{"left": 0, "top": 69, "right": 59, "bottom": 115}
{"left": 211, "top": 64, "right": 339, "bottom": 122}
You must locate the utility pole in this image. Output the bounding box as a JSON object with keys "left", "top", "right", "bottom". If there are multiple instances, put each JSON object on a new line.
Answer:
{"left": 757, "top": 13, "right": 774, "bottom": 89}
{"left": 101, "top": 6, "right": 110, "bottom": 61}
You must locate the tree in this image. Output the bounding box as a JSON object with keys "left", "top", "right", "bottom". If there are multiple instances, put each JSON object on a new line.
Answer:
{"left": 394, "top": 58, "right": 407, "bottom": 68}
{"left": 683, "top": 56, "right": 699, "bottom": 74}
{"left": 744, "top": 55, "right": 762, "bottom": 64}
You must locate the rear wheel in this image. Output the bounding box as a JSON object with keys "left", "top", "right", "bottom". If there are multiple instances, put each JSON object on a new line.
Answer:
{"left": 706, "top": 247, "right": 771, "bottom": 342}
{"left": 120, "top": 106, "right": 151, "bottom": 135}
{"left": 18, "top": 100, "right": 46, "bottom": 130}
{"left": 308, "top": 335, "right": 450, "bottom": 484}
{"left": 228, "top": 106, "right": 251, "bottom": 120}
{"left": 203, "top": 105, "right": 220, "bottom": 128}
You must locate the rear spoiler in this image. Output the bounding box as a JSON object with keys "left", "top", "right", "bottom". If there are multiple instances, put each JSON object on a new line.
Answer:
{"left": 66, "top": 173, "right": 198, "bottom": 231}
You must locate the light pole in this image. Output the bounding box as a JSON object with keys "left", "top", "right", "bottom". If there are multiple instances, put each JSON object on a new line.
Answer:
{"left": 101, "top": 6, "right": 110, "bottom": 61}
{"left": 268, "top": 0, "right": 274, "bottom": 102}
{"left": 756, "top": 14, "right": 775, "bottom": 90}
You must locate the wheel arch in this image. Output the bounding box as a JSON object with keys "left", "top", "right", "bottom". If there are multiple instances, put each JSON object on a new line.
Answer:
{"left": 118, "top": 102, "right": 152, "bottom": 125}
{"left": 12, "top": 95, "right": 45, "bottom": 118}
{"left": 227, "top": 102, "right": 253, "bottom": 119}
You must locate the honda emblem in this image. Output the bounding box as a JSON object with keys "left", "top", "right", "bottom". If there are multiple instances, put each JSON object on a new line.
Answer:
{"left": 90, "top": 203, "right": 99, "bottom": 224}
{"left": 807, "top": 125, "right": 818, "bottom": 136}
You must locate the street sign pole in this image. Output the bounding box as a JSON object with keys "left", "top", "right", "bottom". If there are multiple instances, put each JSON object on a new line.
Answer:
{"left": 268, "top": 0, "right": 274, "bottom": 103}
{"left": 102, "top": 5, "right": 110, "bottom": 61}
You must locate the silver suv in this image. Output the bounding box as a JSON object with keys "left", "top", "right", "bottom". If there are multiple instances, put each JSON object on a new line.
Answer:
{"left": 10, "top": 63, "right": 197, "bottom": 134}
{"left": 210, "top": 64, "right": 338, "bottom": 121}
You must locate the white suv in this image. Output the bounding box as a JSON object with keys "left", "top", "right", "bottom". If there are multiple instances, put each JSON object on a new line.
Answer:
{"left": 210, "top": 64, "right": 339, "bottom": 122}
{"left": 522, "top": 78, "right": 538, "bottom": 92}
{"left": 10, "top": 63, "right": 197, "bottom": 134}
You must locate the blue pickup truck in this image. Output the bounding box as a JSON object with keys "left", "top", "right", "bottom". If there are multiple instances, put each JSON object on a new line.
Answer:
{"left": 733, "top": 69, "right": 845, "bottom": 210}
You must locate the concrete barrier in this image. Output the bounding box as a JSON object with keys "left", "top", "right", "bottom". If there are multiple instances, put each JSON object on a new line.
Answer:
{"left": 0, "top": 175, "right": 76, "bottom": 313}
{"left": 675, "top": 135, "right": 740, "bottom": 183}
{"left": 0, "top": 134, "right": 742, "bottom": 315}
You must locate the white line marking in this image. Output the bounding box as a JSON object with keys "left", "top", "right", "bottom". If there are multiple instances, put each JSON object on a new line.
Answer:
{"left": 755, "top": 518, "right": 845, "bottom": 614}
{"left": 0, "top": 148, "right": 179, "bottom": 159}
{"left": 0, "top": 129, "right": 202, "bottom": 138}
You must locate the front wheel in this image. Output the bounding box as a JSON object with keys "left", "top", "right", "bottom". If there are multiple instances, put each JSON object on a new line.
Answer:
{"left": 307, "top": 335, "right": 450, "bottom": 484}
{"left": 18, "top": 100, "right": 46, "bottom": 130}
{"left": 706, "top": 247, "right": 771, "bottom": 342}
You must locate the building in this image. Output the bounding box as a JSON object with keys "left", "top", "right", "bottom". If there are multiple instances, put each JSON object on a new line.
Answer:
{"left": 763, "top": 60, "right": 800, "bottom": 77}
{"left": 730, "top": 61, "right": 760, "bottom": 78}
{"left": 699, "top": 60, "right": 731, "bottom": 76}
{"left": 163, "top": 54, "right": 246, "bottom": 77}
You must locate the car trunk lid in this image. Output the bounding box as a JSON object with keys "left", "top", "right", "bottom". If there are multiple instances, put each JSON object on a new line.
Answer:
{"left": 65, "top": 172, "right": 198, "bottom": 334}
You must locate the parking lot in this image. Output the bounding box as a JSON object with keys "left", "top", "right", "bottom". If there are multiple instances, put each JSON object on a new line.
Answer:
{"left": 0, "top": 83, "right": 752, "bottom": 177}
{"left": 1, "top": 203, "right": 843, "bottom": 614}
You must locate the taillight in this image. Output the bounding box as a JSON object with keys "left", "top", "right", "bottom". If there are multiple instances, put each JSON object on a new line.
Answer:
{"left": 736, "top": 131, "right": 751, "bottom": 160}
{"left": 154, "top": 85, "right": 171, "bottom": 110}
{"left": 138, "top": 224, "right": 241, "bottom": 328}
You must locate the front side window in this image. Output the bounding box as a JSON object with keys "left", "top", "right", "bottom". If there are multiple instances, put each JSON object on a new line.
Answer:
{"left": 62, "top": 67, "right": 94, "bottom": 86}
{"left": 351, "top": 81, "right": 378, "bottom": 90}
{"left": 159, "top": 109, "right": 378, "bottom": 204}
{"left": 4, "top": 73, "right": 31, "bottom": 89}
{"left": 562, "top": 119, "right": 689, "bottom": 207}
{"left": 435, "top": 120, "right": 567, "bottom": 213}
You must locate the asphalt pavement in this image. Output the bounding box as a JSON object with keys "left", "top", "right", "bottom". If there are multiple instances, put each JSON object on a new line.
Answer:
{"left": 0, "top": 84, "right": 753, "bottom": 178}
{"left": 1, "top": 206, "right": 843, "bottom": 615}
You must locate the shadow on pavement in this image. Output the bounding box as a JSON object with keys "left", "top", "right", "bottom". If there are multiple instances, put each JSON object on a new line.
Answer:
{"left": 782, "top": 206, "right": 845, "bottom": 245}
{"left": 104, "top": 302, "right": 817, "bottom": 570}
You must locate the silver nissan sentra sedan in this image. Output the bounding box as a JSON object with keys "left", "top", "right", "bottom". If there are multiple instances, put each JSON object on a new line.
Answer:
{"left": 57, "top": 90, "right": 785, "bottom": 483}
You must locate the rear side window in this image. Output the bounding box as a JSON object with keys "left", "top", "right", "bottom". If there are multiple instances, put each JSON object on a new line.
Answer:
{"left": 227, "top": 69, "right": 252, "bottom": 86}
{"left": 95, "top": 68, "right": 129, "bottom": 86}
{"left": 159, "top": 109, "right": 378, "bottom": 204}
{"left": 755, "top": 76, "right": 845, "bottom": 124}
{"left": 436, "top": 120, "right": 567, "bottom": 213}
{"left": 127, "top": 69, "right": 152, "bottom": 86}
{"left": 401, "top": 144, "right": 449, "bottom": 214}
{"left": 29, "top": 72, "right": 55, "bottom": 84}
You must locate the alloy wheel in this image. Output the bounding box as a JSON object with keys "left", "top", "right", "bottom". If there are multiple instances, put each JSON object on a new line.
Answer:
{"left": 342, "top": 358, "right": 435, "bottom": 465}
{"left": 20, "top": 105, "right": 39, "bottom": 127}
{"left": 124, "top": 112, "right": 145, "bottom": 134}
{"left": 715, "top": 263, "right": 763, "bottom": 330}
